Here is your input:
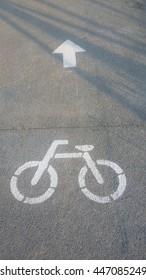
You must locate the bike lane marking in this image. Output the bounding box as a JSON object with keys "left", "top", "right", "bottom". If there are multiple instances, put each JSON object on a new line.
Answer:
{"left": 10, "top": 140, "right": 127, "bottom": 205}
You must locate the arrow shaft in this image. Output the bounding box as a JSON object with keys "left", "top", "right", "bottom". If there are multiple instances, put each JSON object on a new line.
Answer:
{"left": 63, "top": 51, "right": 76, "bottom": 68}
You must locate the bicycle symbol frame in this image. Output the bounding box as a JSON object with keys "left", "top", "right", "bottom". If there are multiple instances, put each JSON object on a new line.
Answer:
{"left": 10, "top": 140, "right": 126, "bottom": 204}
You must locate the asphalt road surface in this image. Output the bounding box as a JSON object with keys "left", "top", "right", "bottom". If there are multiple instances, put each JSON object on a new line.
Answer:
{"left": 0, "top": 0, "right": 146, "bottom": 259}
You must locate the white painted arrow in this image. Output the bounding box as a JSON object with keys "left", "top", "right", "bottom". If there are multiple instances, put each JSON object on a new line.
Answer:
{"left": 53, "top": 40, "right": 85, "bottom": 68}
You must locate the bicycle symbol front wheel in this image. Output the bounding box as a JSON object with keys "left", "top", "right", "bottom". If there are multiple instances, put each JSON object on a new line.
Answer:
{"left": 78, "top": 160, "right": 126, "bottom": 203}
{"left": 10, "top": 161, "right": 58, "bottom": 204}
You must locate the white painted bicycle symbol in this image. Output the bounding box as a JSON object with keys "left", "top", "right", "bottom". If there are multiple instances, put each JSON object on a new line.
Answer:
{"left": 10, "top": 140, "right": 126, "bottom": 204}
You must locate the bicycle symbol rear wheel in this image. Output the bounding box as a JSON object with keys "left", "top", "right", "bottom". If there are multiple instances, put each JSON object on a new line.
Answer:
{"left": 10, "top": 161, "right": 58, "bottom": 204}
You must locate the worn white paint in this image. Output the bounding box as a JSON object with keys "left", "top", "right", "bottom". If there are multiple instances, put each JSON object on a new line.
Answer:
{"left": 24, "top": 165, "right": 58, "bottom": 204}
{"left": 82, "top": 187, "right": 111, "bottom": 203}
{"left": 53, "top": 40, "right": 85, "bottom": 68}
{"left": 75, "top": 145, "right": 94, "bottom": 152}
{"left": 10, "top": 176, "right": 24, "bottom": 202}
{"left": 83, "top": 153, "right": 104, "bottom": 184}
{"left": 79, "top": 160, "right": 126, "bottom": 203}
{"left": 96, "top": 160, "right": 126, "bottom": 201}
{"left": 96, "top": 160, "right": 124, "bottom": 174}
{"left": 10, "top": 140, "right": 127, "bottom": 204}
{"left": 111, "top": 174, "right": 126, "bottom": 200}
{"left": 79, "top": 165, "right": 111, "bottom": 203}
{"left": 31, "top": 140, "right": 68, "bottom": 186}
{"left": 55, "top": 153, "right": 82, "bottom": 159}
{"left": 10, "top": 162, "right": 58, "bottom": 204}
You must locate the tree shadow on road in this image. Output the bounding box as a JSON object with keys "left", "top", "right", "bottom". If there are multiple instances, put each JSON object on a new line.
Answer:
{"left": 0, "top": 0, "right": 146, "bottom": 123}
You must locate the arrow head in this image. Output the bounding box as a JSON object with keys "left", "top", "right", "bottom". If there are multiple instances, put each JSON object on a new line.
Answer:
{"left": 53, "top": 40, "right": 85, "bottom": 54}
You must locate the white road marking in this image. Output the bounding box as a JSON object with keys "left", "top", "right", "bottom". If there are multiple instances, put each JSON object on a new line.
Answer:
{"left": 96, "top": 160, "right": 124, "bottom": 174}
{"left": 78, "top": 166, "right": 87, "bottom": 189}
{"left": 79, "top": 160, "right": 126, "bottom": 203}
{"left": 78, "top": 165, "right": 111, "bottom": 203}
{"left": 23, "top": 188, "right": 55, "bottom": 204}
{"left": 10, "top": 162, "right": 57, "bottom": 204}
{"left": 111, "top": 174, "right": 127, "bottom": 200}
{"left": 53, "top": 40, "right": 85, "bottom": 68}
{"left": 10, "top": 176, "right": 24, "bottom": 202}
{"left": 83, "top": 153, "right": 104, "bottom": 184}
{"left": 31, "top": 140, "right": 68, "bottom": 186}
{"left": 97, "top": 160, "right": 126, "bottom": 200}
{"left": 55, "top": 153, "right": 82, "bottom": 159}
{"left": 15, "top": 161, "right": 38, "bottom": 176}
{"left": 10, "top": 140, "right": 127, "bottom": 204}
{"left": 82, "top": 188, "right": 111, "bottom": 203}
